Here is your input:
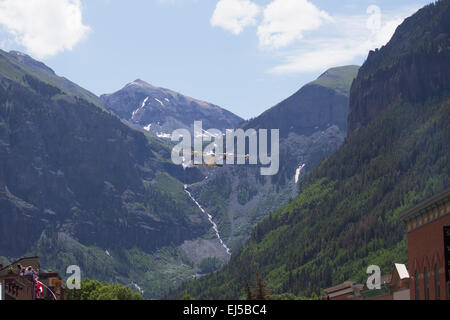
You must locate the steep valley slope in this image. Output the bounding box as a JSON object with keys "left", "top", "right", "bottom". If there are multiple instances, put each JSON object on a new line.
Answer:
{"left": 169, "top": 0, "right": 450, "bottom": 299}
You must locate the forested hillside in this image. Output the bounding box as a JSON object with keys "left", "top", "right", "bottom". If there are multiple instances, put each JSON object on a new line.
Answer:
{"left": 184, "top": 66, "right": 358, "bottom": 256}
{"left": 0, "top": 49, "right": 210, "bottom": 298}
{"left": 169, "top": 0, "right": 450, "bottom": 299}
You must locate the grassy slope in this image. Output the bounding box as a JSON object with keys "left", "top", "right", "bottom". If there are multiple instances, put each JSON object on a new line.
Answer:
{"left": 0, "top": 50, "right": 105, "bottom": 110}
{"left": 310, "top": 65, "right": 360, "bottom": 96}
{"left": 170, "top": 93, "right": 449, "bottom": 300}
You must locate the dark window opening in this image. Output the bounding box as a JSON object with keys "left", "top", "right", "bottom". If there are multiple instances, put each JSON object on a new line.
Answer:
{"left": 415, "top": 272, "right": 420, "bottom": 300}
{"left": 435, "top": 265, "right": 440, "bottom": 300}
{"left": 447, "top": 282, "right": 450, "bottom": 300}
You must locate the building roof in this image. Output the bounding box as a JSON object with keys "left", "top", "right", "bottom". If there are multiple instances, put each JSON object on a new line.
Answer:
{"left": 395, "top": 264, "right": 409, "bottom": 280}
{"left": 0, "top": 257, "right": 41, "bottom": 278}
{"left": 324, "top": 281, "right": 355, "bottom": 294}
{"left": 327, "top": 287, "right": 354, "bottom": 299}
{"left": 0, "top": 257, "right": 40, "bottom": 273}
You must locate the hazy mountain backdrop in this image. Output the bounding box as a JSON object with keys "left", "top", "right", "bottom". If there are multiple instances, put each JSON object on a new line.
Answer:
{"left": 169, "top": 1, "right": 450, "bottom": 299}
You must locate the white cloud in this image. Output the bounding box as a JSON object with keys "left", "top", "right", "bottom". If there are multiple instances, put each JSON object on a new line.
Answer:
{"left": 268, "top": 39, "right": 368, "bottom": 74}
{"left": 210, "top": 0, "right": 261, "bottom": 35}
{"left": 257, "top": 0, "right": 331, "bottom": 49}
{"left": 0, "top": 0, "right": 90, "bottom": 59}
{"left": 209, "top": 0, "right": 419, "bottom": 75}
{"left": 268, "top": 7, "right": 416, "bottom": 74}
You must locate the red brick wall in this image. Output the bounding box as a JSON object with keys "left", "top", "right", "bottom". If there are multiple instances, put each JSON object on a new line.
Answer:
{"left": 407, "top": 214, "right": 450, "bottom": 300}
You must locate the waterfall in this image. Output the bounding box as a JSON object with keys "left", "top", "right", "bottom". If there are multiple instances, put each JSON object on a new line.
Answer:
{"left": 295, "top": 164, "right": 306, "bottom": 184}
{"left": 184, "top": 186, "right": 231, "bottom": 256}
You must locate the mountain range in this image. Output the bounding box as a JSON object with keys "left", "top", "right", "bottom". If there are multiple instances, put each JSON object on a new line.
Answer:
{"left": 0, "top": 43, "right": 364, "bottom": 298}
{"left": 0, "top": 48, "right": 213, "bottom": 298}
{"left": 101, "top": 80, "right": 243, "bottom": 137}
{"left": 182, "top": 65, "right": 359, "bottom": 258}
{"left": 0, "top": 45, "right": 358, "bottom": 298}
{"left": 169, "top": 0, "right": 450, "bottom": 299}
{"left": 1, "top": 0, "right": 448, "bottom": 301}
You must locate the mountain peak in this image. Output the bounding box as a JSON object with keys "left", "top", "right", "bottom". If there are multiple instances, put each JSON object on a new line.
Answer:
{"left": 132, "top": 78, "right": 147, "bottom": 84}
{"left": 308, "top": 65, "right": 360, "bottom": 96}
{"left": 127, "top": 79, "right": 156, "bottom": 89}
{"left": 242, "top": 65, "right": 359, "bottom": 138}
{"left": 318, "top": 65, "right": 359, "bottom": 79}
{"left": 8, "top": 50, "right": 56, "bottom": 75}
{"left": 102, "top": 79, "right": 243, "bottom": 135}
{"left": 348, "top": 0, "right": 450, "bottom": 137}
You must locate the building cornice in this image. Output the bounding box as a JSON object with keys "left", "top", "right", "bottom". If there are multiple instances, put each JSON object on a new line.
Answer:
{"left": 400, "top": 188, "right": 450, "bottom": 233}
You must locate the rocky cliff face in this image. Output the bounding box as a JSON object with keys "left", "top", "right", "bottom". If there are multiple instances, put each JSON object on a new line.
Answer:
{"left": 101, "top": 80, "right": 243, "bottom": 136}
{"left": 244, "top": 66, "right": 359, "bottom": 139}
{"left": 184, "top": 66, "right": 358, "bottom": 252}
{"left": 169, "top": 1, "right": 450, "bottom": 300}
{"left": 348, "top": 0, "right": 450, "bottom": 137}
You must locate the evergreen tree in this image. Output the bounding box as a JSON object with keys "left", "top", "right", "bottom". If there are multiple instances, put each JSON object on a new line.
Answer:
{"left": 251, "top": 273, "right": 271, "bottom": 300}
{"left": 244, "top": 279, "right": 253, "bottom": 300}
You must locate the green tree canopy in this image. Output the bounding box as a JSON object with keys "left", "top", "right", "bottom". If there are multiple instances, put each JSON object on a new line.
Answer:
{"left": 67, "top": 279, "right": 143, "bottom": 300}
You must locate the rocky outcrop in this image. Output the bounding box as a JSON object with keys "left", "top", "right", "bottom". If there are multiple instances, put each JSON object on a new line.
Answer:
{"left": 243, "top": 66, "right": 359, "bottom": 139}
{"left": 188, "top": 66, "right": 358, "bottom": 250}
{"left": 348, "top": 0, "right": 450, "bottom": 137}
{"left": 101, "top": 80, "right": 243, "bottom": 136}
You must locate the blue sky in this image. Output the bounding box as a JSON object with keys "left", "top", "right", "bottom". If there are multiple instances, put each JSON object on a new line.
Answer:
{"left": 0, "top": 0, "right": 433, "bottom": 119}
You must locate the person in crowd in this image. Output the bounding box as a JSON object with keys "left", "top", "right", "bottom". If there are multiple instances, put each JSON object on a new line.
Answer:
{"left": 17, "top": 264, "right": 24, "bottom": 276}
{"left": 23, "top": 266, "right": 34, "bottom": 276}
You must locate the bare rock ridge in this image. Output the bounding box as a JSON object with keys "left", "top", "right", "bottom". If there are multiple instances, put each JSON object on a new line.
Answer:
{"left": 348, "top": 1, "right": 450, "bottom": 137}
{"left": 101, "top": 79, "right": 243, "bottom": 136}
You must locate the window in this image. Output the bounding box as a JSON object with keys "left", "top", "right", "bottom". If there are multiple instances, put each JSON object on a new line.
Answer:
{"left": 424, "top": 268, "right": 429, "bottom": 300}
{"left": 435, "top": 265, "right": 440, "bottom": 300}
{"left": 415, "top": 272, "right": 420, "bottom": 300}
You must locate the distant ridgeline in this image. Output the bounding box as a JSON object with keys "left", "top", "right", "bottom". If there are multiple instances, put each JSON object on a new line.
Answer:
{"left": 0, "top": 49, "right": 212, "bottom": 299}
{"left": 184, "top": 65, "right": 359, "bottom": 256}
{"left": 100, "top": 79, "right": 243, "bottom": 137}
{"left": 168, "top": 0, "right": 450, "bottom": 299}
{"left": 0, "top": 48, "right": 357, "bottom": 299}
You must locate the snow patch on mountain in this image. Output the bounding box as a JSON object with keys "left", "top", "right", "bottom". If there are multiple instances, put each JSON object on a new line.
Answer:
{"left": 157, "top": 133, "right": 171, "bottom": 139}
{"left": 132, "top": 96, "right": 149, "bottom": 119}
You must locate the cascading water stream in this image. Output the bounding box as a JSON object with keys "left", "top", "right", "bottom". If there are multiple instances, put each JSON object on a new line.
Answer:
{"left": 184, "top": 185, "right": 231, "bottom": 256}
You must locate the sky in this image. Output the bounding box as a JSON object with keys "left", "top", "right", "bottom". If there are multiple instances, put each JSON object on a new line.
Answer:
{"left": 0, "top": 0, "right": 433, "bottom": 120}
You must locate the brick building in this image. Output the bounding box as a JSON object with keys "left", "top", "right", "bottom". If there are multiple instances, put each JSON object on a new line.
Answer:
{"left": 401, "top": 188, "right": 450, "bottom": 300}
{"left": 0, "top": 257, "right": 65, "bottom": 300}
